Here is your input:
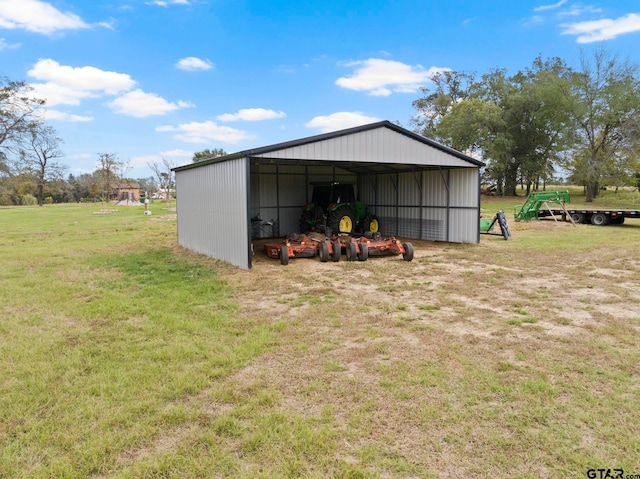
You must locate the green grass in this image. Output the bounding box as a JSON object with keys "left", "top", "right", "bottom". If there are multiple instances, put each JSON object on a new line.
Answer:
{"left": 2, "top": 200, "right": 640, "bottom": 478}
{"left": 0, "top": 203, "right": 276, "bottom": 478}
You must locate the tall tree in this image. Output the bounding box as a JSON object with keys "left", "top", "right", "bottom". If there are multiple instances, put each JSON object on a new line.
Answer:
{"left": 562, "top": 48, "right": 640, "bottom": 201}
{"left": 1, "top": 78, "right": 45, "bottom": 157}
{"left": 19, "top": 124, "right": 66, "bottom": 206}
{"left": 192, "top": 148, "right": 227, "bottom": 163}
{"left": 411, "top": 70, "right": 476, "bottom": 142}
{"left": 416, "top": 58, "right": 571, "bottom": 196}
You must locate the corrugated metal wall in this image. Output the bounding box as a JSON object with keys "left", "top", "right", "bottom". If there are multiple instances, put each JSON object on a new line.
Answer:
{"left": 176, "top": 158, "right": 250, "bottom": 269}
{"left": 359, "top": 167, "right": 478, "bottom": 243}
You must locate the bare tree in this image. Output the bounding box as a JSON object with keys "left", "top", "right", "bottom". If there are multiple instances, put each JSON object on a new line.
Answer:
{"left": 147, "top": 157, "right": 175, "bottom": 201}
{"left": 96, "top": 152, "right": 127, "bottom": 202}
{"left": 1, "top": 78, "right": 45, "bottom": 158}
{"left": 20, "top": 124, "right": 66, "bottom": 206}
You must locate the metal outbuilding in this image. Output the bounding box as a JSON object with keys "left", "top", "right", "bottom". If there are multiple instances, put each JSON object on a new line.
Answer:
{"left": 172, "top": 120, "right": 485, "bottom": 269}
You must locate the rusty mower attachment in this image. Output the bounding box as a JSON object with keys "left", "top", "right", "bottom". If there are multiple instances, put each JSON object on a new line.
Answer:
{"left": 332, "top": 233, "right": 414, "bottom": 262}
{"left": 265, "top": 233, "right": 341, "bottom": 265}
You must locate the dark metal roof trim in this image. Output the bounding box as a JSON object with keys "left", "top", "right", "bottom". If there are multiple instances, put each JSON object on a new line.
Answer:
{"left": 172, "top": 120, "right": 485, "bottom": 172}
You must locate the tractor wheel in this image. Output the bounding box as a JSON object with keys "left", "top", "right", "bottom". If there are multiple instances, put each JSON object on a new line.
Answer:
{"left": 362, "top": 214, "right": 380, "bottom": 234}
{"left": 357, "top": 243, "right": 368, "bottom": 261}
{"left": 590, "top": 213, "right": 610, "bottom": 226}
{"left": 330, "top": 240, "right": 341, "bottom": 262}
{"left": 346, "top": 242, "right": 357, "bottom": 261}
{"left": 280, "top": 245, "right": 289, "bottom": 265}
{"left": 402, "top": 243, "right": 414, "bottom": 262}
{"left": 319, "top": 242, "right": 329, "bottom": 262}
{"left": 328, "top": 206, "right": 355, "bottom": 234}
{"left": 570, "top": 212, "right": 585, "bottom": 224}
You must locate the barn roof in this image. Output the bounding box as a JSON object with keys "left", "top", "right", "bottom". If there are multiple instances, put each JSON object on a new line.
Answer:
{"left": 173, "top": 120, "right": 485, "bottom": 175}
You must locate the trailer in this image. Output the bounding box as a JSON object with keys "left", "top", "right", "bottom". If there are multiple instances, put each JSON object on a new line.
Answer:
{"left": 536, "top": 208, "right": 640, "bottom": 225}
{"left": 515, "top": 190, "right": 640, "bottom": 226}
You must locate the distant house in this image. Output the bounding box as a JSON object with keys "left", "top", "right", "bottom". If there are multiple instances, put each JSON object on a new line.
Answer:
{"left": 111, "top": 182, "right": 141, "bottom": 202}
{"left": 152, "top": 188, "right": 175, "bottom": 200}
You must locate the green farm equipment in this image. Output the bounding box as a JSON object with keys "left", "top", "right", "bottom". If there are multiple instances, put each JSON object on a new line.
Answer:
{"left": 514, "top": 190, "right": 571, "bottom": 222}
{"left": 300, "top": 182, "right": 380, "bottom": 235}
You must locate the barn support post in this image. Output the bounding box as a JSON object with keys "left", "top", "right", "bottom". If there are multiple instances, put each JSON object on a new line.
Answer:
{"left": 438, "top": 167, "right": 451, "bottom": 242}
{"left": 387, "top": 172, "right": 399, "bottom": 236}
{"left": 409, "top": 168, "right": 424, "bottom": 240}
{"left": 275, "top": 164, "right": 281, "bottom": 236}
{"left": 245, "top": 157, "right": 253, "bottom": 269}
{"left": 477, "top": 167, "right": 482, "bottom": 243}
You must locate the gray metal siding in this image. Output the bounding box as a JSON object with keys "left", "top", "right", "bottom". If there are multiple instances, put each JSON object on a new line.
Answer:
{"left": 254, "top": 128, "right": 476, "bottom": 168}
{"left": 359, "top": 168, "right": 478, "bottom": 242}
{"left": 176, "top": 158, "right": 250, "bottom": 269}
{"left": 448, "top": 169, "right": 480, "bottom": 243}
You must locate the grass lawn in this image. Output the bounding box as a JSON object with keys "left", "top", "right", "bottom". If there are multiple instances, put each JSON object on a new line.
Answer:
{"left": 1, "top": 195, "right": 639, "bottom": 478}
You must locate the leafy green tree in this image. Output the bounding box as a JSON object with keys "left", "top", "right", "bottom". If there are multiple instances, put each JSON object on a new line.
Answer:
{"left": 562, "top": 49, "right": 640, "bottom": 201}
{"left": 414, "top": 57, "right": 571, "bottom": 196}
{"left": 192, "top": 148, "right": 227, "bottom": 163}
{"left": 411, "top": 70, "right": 476, "bottom": 142}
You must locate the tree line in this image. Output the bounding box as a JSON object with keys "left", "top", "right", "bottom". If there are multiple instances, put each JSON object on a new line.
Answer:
{"left": 411, "top": 48, "right": 640, "bottom": 201}
{"left": 3, "top": 48, "right": 639, "bottom": 205}
{"left": 0, "top": 77, "right": 227, "bottom": 206}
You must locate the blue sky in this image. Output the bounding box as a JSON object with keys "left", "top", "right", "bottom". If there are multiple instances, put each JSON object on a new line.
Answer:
{"left": 1, "top": 0, "right": 640, "bottom": 179}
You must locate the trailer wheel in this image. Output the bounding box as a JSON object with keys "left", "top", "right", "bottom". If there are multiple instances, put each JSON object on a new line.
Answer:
{"left": 357, "top": 243, "right": 368, "bottom": 261}
{"left": 280, "top": 245, "right": 289, "bottom": 265}
{"left": 570, "top": 212, "right": 585, "bottom": 224}
{"left": 611, "top": 216, "right": 625, "bottom": 225}
{"left": 346, "top": 242, "right": 357, "bottom": 261}
{"left": 402, "top": 243, "right": 414, "bottom": 261}
{"left": 330, "top": 240, "right": 341, "bottom": 262}
{"left": 319, "top": 242, "right": 329, "bottom": 262}
{"left": 590, "top": 213, "right": 610, "bottom": 226}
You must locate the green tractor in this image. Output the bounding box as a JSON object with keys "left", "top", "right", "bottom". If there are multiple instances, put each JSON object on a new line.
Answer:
{"left": 299, "top": 182, "right": 380, "bottom": 235}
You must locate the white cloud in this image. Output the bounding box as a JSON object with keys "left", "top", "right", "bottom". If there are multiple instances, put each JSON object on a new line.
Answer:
{"left": 0, "top": 0, "right": 89, "bottom": 34}
{"left": 561, "top": 13, "right": 640, "bottom": 43}
{"left": 522, "top": 15, "right": 545, "bottom": 27}
{"left": 0, "top": 37, "right": 19, "bottom": 49}
{"left": 146, "top": 0, "right": 191, "bottom": 6}
{"left": 108, "top": 89, "right": 191, "bottom": 117}
{"left": 161, "top": 149, "right": 194, "bottom": 159}
{"left": 305, "top": 112, "right": 381, "bottom": 133}
{"left": 40, "top": 109, "right": 94, "bottom": 122}
{"left": 156, "top": 121, "right": 254, "bottom": 144}
{"left": 534, "top": 0, "right": 567, "bottom": 12}
{"left": 28, "top": 59, "right": 136, "bottom": 106}
{"left": 27, "top": 59, "right": 188, "bottom": 118}
{"left": 217, "top": 108, "right": 286, "bottom": 122}
{"left": 176, "top": 57, "right": 214, "bottom": 71}
{"left": 557, "top": 5, "right": 602, "bottom": 17}
{"left": 336, "top": 58, "right": 449, "bottom": 96}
